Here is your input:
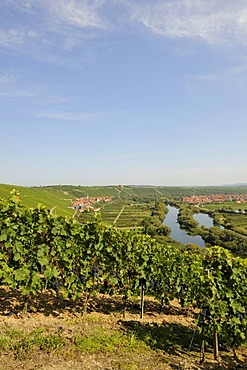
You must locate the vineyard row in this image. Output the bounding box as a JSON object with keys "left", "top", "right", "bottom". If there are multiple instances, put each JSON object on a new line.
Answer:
{"left": 0, "top": 191, "right": 247, "bottom": 352}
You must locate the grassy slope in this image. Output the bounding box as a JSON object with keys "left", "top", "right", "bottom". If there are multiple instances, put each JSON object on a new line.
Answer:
{"left": 0, "top": 184, "right": 74, "bottom": 216}
{"left": 0, "top": 288, "right": 247, "bottom": 370}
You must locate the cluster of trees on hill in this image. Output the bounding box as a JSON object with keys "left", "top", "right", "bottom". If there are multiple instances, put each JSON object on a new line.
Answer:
{"left": 141, "top": 201, "right": 170, "bottom": 239}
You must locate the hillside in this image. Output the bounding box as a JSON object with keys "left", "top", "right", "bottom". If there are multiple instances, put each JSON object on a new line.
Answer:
{"left": 1, "top": 183, "right": 247, "bottom": 217}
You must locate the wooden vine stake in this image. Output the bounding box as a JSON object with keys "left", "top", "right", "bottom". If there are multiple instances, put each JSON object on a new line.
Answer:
{"left": 83, "top": 290, "right": 90, "bottom": 314}
{"left": 200, "top": 326, "right": 205, "bottom": 364}
{"left": 123, "top": 294, "right": 128, "bottom": 319}
{"left": 213, "top": 332, "right": 219, "bottom": 361}
{"left": 140, "top": 285, "right": 145, "bottom": 319}
{"left": 159, "top": 296, "right": 164, "bottom": 315}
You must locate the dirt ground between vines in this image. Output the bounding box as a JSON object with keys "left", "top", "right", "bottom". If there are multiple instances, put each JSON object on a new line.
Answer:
{"left": 0, "top": 287, "right": 246, "bottom": 370}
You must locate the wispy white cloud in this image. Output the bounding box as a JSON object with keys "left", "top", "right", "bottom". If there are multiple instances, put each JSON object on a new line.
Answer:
{"left": 187, "top": 61, "right": 247, "bottom": 89}
{"left": 0, "top": 27, "right": 40, "bottom": 54}
{"left": 3, "top": 1, "right": 247, "bottom": 51}
{"left": 45, "top": 0, "right": 106, "bottom": 30}
{"left": 3, "top": 0, "right": 247, "bottom": 66}
{"left": 190, "top": 72, "right": 221, "bottom": 83}
{"left": 128, "top": 0, "right": 247, "bottom": 46}
{"left": 6, "top": 0, "right": 107, "bottom": 30}
{"left": 0, "top": 29, "right": 25, "bottom": 47}
{"left": 37, "top": 112, "right": 84, "bottom": 121}
{"left": 6, "top": 0, "right": 35, "bottom": 13}
{"left": 0, "top": 73, "right": 17, "bottom": 84}
{"left": 0, "top": 90, "right": 37, "bottom": 100}
{"left": 227, "top": 63, "right": 247, "bottom": 76}
{"left": 9, "top": 0, "right": 108, "bottom": 42}
{"left": 37, "top": 110, "right": 110, "bottom": 122}
{"left": 0, "top": 0, "right": 109, "bottom": 63}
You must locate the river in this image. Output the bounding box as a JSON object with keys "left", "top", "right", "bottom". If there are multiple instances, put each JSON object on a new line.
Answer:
{"left": 193, "top": 212, "right": 214, "bottom": 228}
{"left": 163, "top": 205, "right": 207, "bottom": 248}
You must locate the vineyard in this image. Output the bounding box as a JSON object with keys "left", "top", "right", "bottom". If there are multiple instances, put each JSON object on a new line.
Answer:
{"left": 77, "top": 200, "right": 152, "bottom": 228}
{"left": 0, "top": 191, "right": 247, "bottom": 368}
{"left": 1, "top": 183, "right": 247, "bottom": 217}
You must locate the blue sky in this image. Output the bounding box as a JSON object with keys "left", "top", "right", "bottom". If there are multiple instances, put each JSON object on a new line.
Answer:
{"left": 1, "top": 0, "right": 247, "bottom": 186}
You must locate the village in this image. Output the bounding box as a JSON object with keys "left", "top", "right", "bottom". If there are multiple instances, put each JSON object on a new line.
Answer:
{"left": 182, "top": 193, "right": 247, "bottom": 204}
{"left": 70, "top": 196, "right": 113, "bottom": 212}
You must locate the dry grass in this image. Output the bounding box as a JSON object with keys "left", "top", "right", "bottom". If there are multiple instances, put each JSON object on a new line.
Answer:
{"left": 0, "top": 286, "right": 246, "bottom": 370}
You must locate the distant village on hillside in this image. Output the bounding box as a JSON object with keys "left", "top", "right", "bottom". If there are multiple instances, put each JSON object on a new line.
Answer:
{"left": 70, "top": 196, "right": 112, "bottom": 212}
{"left": 182, "top": 194, "right": 247, "bottom": 204}
{"left": 69, "top": 192, "right": 247, "bottom": 213}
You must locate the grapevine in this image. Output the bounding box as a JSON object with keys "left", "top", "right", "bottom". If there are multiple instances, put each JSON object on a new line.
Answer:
{"left": 0, "top": 192, "right": 246, "bottom": 359}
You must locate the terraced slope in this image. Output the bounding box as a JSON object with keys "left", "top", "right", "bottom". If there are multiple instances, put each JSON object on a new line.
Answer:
{"left": 1, "top": 183, "right": 247, "bottom": 217}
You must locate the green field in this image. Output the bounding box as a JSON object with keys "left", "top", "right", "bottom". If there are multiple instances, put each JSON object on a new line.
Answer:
{"left": 114, "top": 203, "right": 151, "bottom": 228}
{"left": 202, "top": 201, "right": 247, "bottom": 211}
{"left": 202, "top": 202, "right": 247, "bottom": 236}
{"left": 76, "top": 199, "right": 153, "bottom": 228}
